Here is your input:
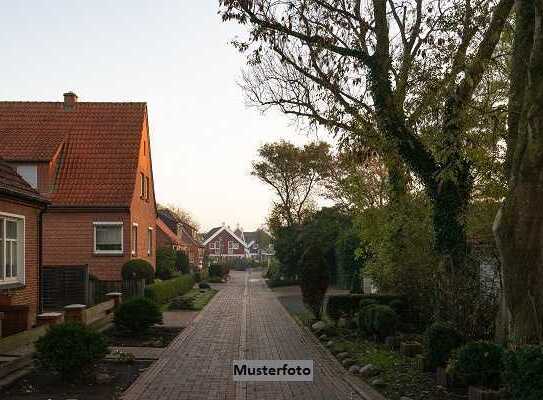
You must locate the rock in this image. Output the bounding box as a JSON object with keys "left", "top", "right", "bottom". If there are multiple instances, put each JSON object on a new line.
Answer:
{"left": 359, "top": 364, "right": 380, "bottom": 378}
{"left": 337, "top": 317, "right": 348, "bottom": 328}
{"left": 348, "top": 365, "right": 361, "bottom": 374}
{"left": 370, "top": 378, "right": 386, "bottom": 388}
{"left": 319, "top": 334, "right": 328, "bottom": 341}
{"left": 336, "top": 352, "right": 350, "bottom": 360}
{"left": 325, "top": 340, "right": 334, "bottom": 347}
{"left": 312, "top": 321, "right": 327, "bottom": 332}
{"left": 342, "top": 358, "right": 355, "bottom": 367}
{"left": 95, "top": 372, "right": 113, "bottom": 384}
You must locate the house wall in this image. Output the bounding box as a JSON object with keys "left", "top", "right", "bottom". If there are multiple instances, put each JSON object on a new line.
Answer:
{"left": 129, "top": 120, "right": 157, "bottom": 268}
{"left": 156, "top": 225, "right": 175, "bottom": 250}
{"left": 206, "top": 229, "right": 246, "bottom": 257}
{"left": 0, "top": 196, "right": 41, "bottom": 329}
{"left": 42, "top": 211, "right": 130, "bottom": 281}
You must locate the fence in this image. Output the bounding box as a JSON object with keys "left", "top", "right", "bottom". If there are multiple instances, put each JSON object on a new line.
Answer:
{"left": 87, "top": 279, "right": 145, "bottom": 306}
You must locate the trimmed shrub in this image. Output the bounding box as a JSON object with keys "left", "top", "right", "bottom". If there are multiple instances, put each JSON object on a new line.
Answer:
{"left": 122, "top": 259, "right": 155, "bottom": 283}
{"left": 35, "top": 323, "right": 108, "bottom": 380}
{"left": 176, "top": 250, "right": 190, "bottom": 274}
{"left": 359, "top": 299, "right": 378, "bottom": 310}
{"left": 193, "top": 271, "right": 202, "bottom": 283}
{"left": 359, "top": 304, "right": 398, "bottom": 340}
{"left": 452, "top": 342, "right": 504, "bottom": 389}
{"left": 169, "top": 295, "right": 194, "bottom": 310}
{"left": 114, "top": 297, "right": 162, "bottom": 334}
{"left": 326, "top": 294, "right": 403, "bottom": 320}
{"left": 199, "top": 282, "right": 211, "bottom": 289}
{"left": 424, "top": 322, "right": 464, "bottom": 369}
{"left": 504, "top": 345, "right": 543, "bottom": 400}
{"left": 156, "top": 247, "right": 176, "bottom": 280}
{"left": 326, "top": 294, "right": 353, "bottom": 321}
{"left": 300, "top": 246, "right": 329, "bottom": 319}
{"left": 209, "top": 263, "right": 225, "bottom": 278}
{"left": 144, "top": 275, "right": 195, "bottom": 304}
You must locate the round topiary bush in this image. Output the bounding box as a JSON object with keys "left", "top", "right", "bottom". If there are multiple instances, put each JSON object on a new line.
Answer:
{"left": 424, "top": 322, "right": 464, "bottom": 369}
{"left": 504, "top": 345, "right": 543, "bottom": 400}
{"left": 359, "top": 298, "right": 378, "bottom": 310}
{"left": 122, "top": 259, "right": 155, "bottom": 283}
{"left": 35, "top": 322, "right": 108, "bottom": 380}
{"left": 358, "top": 304, "right": 398, "bottom": 340}
{"left": 114, "top": 297, "right": 162, "bottom": 334}
{"left": 452, "top": 342, "right": 504, "bottom": 389}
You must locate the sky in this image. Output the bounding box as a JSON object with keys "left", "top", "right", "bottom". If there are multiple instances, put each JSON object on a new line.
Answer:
{"left": 0, "top": 1, "right": 322, "bottom": 232}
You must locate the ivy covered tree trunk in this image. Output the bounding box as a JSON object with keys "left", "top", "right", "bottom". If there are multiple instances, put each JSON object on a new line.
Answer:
{"left": 494, "top": 0, "right": 543, "bottom": 345}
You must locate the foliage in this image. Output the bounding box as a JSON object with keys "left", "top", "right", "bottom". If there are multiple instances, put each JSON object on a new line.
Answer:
{"left": 209, "top": 263, "right": 227, "bottom": 278}
{"left": 121, "top": 259, "right": 155, "bottom": 284}
{"left": 176, "top": 250, "right": 190, "bottom": 274}
{"left": 114, "top": 297, "right": 162, "bottom": 334}
{"left": 35, "top": 323, "right": 108, "bottom": 380}
{"left": 157, "top": 203, "right": 200, "bottom": 231}
{"left": 272, "top": 225, "right": 303, "bottom": 280}
{"left": 424, "top": 322, "right": 464, "bottom": 369}
{"left": 335, "top": 225, "right": 363, "bottom": 292}
{"left": 198, "top": 282, "right": 211, "bottom": 289}
{"left": 504, "top": 346, "right": 543, "bottom": 400}
{"left": 156, "top": 247, "right": 177, "bottom": 280}
{"left": 251, "top": 140, "right": 332, "bottom": 227}
{"left": 192, "top": 271, "right": 202, "bottom": 283}
{"left": 326, "top": 294, "right": 403, "bottom": 321}
{"left": 144, "top": 275, "right": 194, "bottom": 304}
{"left": 299, "top": 246, "right": 329, "bottom": 319}
{"left": 169, "top": 295, "right": 193, "bottom": 310}
{"left": 358, "top": 304, "right": 399, "bottom": 340}
{"left": 168, "top": 288, "right": 218, "bottom": 311}
{"left": 451, "top": 342, "right": 504, "bottom": 389}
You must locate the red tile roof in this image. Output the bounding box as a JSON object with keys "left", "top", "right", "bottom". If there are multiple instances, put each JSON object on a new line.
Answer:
{"left": 0, "top": 159, "right": 47, "bottom": 204}
{"left": 156, "top": 218, "right": 180, "bottom": 245}
{"left": 0, "top": 101, "right": 147, "bottom": 207}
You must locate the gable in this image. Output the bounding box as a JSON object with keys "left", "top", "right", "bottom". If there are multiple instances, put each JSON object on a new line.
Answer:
{"left": 203, "top": 226, "right": 247, "bottom": 247}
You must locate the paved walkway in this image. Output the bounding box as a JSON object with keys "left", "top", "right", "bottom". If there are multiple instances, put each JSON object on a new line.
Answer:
{"left": 122, "top": 271, "right": 374, "bottom": 400}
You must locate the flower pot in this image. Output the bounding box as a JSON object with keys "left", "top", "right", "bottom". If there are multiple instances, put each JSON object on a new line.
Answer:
{"left": 468, "top": 386, "right": 503, "bottom": 400}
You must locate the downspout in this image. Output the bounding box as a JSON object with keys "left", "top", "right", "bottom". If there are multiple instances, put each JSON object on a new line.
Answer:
{"left": 37, "top": 206, "right": 45, "bottom": 314}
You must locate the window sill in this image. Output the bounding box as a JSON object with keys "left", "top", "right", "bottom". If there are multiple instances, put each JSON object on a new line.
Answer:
{"left": 0, "top": 281, "right": 25, "bottom": 290}
{"left": 93, "top": 252, "right": 124, "bottom": 257}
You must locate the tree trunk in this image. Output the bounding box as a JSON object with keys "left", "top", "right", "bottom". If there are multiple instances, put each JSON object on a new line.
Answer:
{"left": 495, "top": 0, "right": 543, "bottom": 345}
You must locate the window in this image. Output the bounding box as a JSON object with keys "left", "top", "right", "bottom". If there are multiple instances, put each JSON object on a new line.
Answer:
{"left": 16, "top": 165, "right": 38, "bottom": 189}
{"left": 232, "top": 243, "right": 239, "bottom": 250}
{"left": 0, "top": 214, "right": 25, "bottom": 284}
{"left": 94, "top": 222, "right": 123, "bottom": 254}
{"left": 132, "top": 223, "right": 138, "bottom": 256}
{"left": 145, "top": 176, "right": 150, "bottom": 200}
{"left": 147, "top": 227, "right": 153, "bottom": 256}
{"left": 140, "top": 172, "right": 145, "bottom": 198}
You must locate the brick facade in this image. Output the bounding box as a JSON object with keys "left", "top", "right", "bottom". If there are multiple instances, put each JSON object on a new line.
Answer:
{"left": 205, "top": 228, "right": 247, "bottom": 258}
{"left": 0, "top": 196, "right": 42, "bottom": 330}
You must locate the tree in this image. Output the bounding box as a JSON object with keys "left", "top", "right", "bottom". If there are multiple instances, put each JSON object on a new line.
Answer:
{"left": 176, "top": 250, "right": 190, "bottom": 274}
{"left": 220, "top": 0, "right": 514, "bottom": 277}
{"left": 494, "top": 0, "right": 543, "bottom": 345}
{"left": 300, "top": 245, "right": 329, "bottom": 319}
{"left": 251, "top": 140, "right": 332, "bottom": 227}
{"left": 158, "top": 203, "right": 200, "bottom": 231}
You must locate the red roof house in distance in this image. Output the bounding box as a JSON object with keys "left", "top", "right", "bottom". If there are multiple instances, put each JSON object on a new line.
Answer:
{"left": 203, "top": 224, "right": 248, "bottom": 259}
{"left": 0, "top": 92, "right": 157, "bottom": 307}
{"left": 0, "top": 159, "right": 48, "bottom": 336}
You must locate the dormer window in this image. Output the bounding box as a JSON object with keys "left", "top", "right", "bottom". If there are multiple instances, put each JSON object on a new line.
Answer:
{"left": 16, "top": 164, "right": 38, "bottom": 189}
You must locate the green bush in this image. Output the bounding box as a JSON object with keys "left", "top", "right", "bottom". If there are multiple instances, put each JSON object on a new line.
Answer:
{"left": 176, "top": 250, "right": 190, "bottom": 274}
{"left": 424, "top": 322, "right": 464, "bottom": 369}
{"left": 359, "top": 299, "right": 378, "bottom": 310}
{"left": 192, "top": 271, "right": 202, "bottom": 283}
{"left": 326, "top": 294, "right": 403, "bottom": 321}
{"left": 300, "top": 246, "right": 329, "bottom": 319}
{"left": 169, "top": 295, "right": 194, "bottom": 310}
{"left": 504, "top": 345, "right": 543, "bottom": 400}
{"left": 358, "top": 304, "right": 398, "bottom": 340}
{"left": 156, "top": 247, "right": 176, "bottom": 280}
{"left": 199, "top": 282, "right": 211, "bottom": 289}
{"left": 35, "top": 323, "right": 108, "bottom": 380}
{"left": 114, "top": 297, "right": 162, "bottom": 334}
{"left": 144, "top": 275, "right": 195, "bottom": 304}
{"left": 452, "top": 342, "right": 504, "bottom": 389}
{"left": 209, "top": 264, "right": 226, "bottom": 278}
{"left": 122, "top": 259, "right": 155, "bottom": 283}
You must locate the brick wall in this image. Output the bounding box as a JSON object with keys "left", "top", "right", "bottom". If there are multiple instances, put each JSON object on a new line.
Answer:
{"left": 0, "top": 197, "right": 42, "bottom": 329}
{"left": 42, "top": 211, "right": 130, "bottom": 281}
{"left": 206, "top": 229, "right": 246, "bottom": 257}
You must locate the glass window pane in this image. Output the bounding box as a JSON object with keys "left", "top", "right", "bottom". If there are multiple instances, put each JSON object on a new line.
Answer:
{"left": 6, "top": 242, "right": 12, "bottom": 278}
{"left": 95, "top": 225, "right": 122, "bottom": 251}
{"left": 6, "top": 220, "right": 17, "bottom": 240}
{"left": 0, "top": 219, "right": 4, "bottom": 280}
{"left": 11, "top": 241, "right": 17, "bottom": 277}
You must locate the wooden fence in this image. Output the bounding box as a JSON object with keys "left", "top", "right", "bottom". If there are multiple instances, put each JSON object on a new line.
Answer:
{"left": 87, "top": 279, "right": 145, "bottom": 306}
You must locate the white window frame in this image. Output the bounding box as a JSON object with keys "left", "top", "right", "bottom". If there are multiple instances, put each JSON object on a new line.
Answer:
{"left": 93, "top": 222, "right": 124, "bottom": 255}
{"left": 0, "top": 212, "right": 25, "bottom": 286}
{"left": 132, "top": 223, "right": 138, "bottom": 256}
{"left": 147, "top": 227, "right": 153, "bottom": 256}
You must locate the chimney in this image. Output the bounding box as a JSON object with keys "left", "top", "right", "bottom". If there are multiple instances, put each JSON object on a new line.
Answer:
{"left": 63, "top": 91, "right": 78, "bottom": 110}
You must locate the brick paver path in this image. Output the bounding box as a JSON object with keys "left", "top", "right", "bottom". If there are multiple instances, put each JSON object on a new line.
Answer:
{"left": 122, "top": 271, "right": 377, "bottom": 400}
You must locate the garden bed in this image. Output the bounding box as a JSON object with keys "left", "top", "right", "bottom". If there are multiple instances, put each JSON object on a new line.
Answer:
{"left": 168, "top": 288, "right": 218, "bottom": 311}
{"left": 0, "top": 360, "right": 152, "bottom": 400}
{"left": 103, "top": 326, "right": 182, "bottom": 348}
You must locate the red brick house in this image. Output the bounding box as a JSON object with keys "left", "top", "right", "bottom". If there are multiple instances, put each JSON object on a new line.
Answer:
{"left": 0, "top": 160, "right": 48, "bottom": 335}
{"left": 203, "top": 225, "right": 248, "bottom": 260}
{"left": 157, "top": 210, "right": 204, "bottom": 268}
{"left": 0, "top": 93, "right": 157, "bottom": 296}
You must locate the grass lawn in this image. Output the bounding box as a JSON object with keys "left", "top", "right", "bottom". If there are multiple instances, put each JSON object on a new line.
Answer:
{"left": 168, "top": 288, "right": 218, "bottom": 311}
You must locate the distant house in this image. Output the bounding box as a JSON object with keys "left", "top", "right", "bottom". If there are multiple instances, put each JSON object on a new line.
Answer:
{"left": 0, "top": 92, "right": 157, "bottom": 307}
{"left": 157, "top": 209, "right": 204, "bottom": 268}
{"left": 203, "top": 225, "right": 274, "bottom": 262}
{"left": 0, "top": 160, "right": 48, "bottom": 336}
{"left": 203, "top": 225, "right": 248, "bottom": 259}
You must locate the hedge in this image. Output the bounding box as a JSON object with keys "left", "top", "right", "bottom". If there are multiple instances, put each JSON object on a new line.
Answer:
{"left": 144, "top": 275, "right": 194, "bottom": 304}
{"left": 326, "top": 294, "right": 405, "bottom": 321}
